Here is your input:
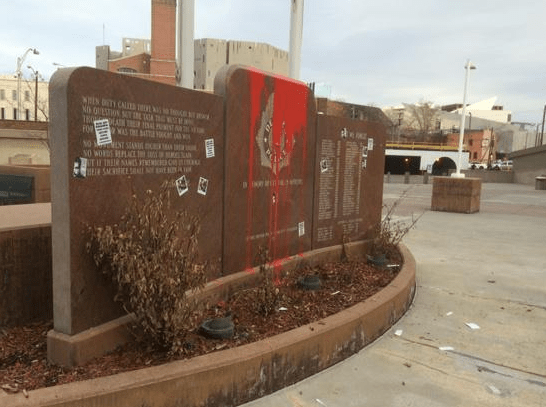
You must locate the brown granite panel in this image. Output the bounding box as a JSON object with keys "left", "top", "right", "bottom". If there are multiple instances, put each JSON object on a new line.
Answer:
{"left": 431, "top": 177, "right": 482, "bottom": 213}
{"left": 215, "top": 66, "right": 316, "bottom": 274}
{"left": 313, "top": 115, "right": 386, "bottom": 249}
{"left": 50, "top": 67, "right": 223, "bottom": 335}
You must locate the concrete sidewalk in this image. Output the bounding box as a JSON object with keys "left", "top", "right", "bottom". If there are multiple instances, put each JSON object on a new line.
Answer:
{"left": 242, "top": 183, "right": 546, "bottom": 407}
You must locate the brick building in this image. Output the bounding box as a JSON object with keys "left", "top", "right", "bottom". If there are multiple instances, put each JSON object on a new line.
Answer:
{"left": 96, "top": 0, "right": 288, "bottom": 89}
{"left": 446, "top": 128, "right": 496, "bottom": 165}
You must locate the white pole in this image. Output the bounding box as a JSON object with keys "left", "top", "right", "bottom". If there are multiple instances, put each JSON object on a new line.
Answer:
{"left": 15, "top": 48, "right": 39, "bottom": 120}
{"left": 177, "top": 0, "right": 194, "bottom": 89}
{"left": 289, "top": 0, "right": 304, "bottom": 80}
{"left": 452, "top": 60, "right": 476, "bottom": 178}
{"left": 16, "top": 58, "right": 22, "bottom": 120}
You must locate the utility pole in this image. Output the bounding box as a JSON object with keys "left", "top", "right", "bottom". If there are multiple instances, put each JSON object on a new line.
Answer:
{"left": 16, "top": 48, "right": 39, "bottom": 120}
{"left": 34, "top": 71, "right": 38, "bottom": 121}
{"left": 27, "top": 65, "right": 40, "bottom": 121}
{"left": 537, "top": 105, "right": 546, "bottom": 147}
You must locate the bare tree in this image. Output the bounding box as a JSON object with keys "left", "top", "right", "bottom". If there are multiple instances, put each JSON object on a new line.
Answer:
{"left": 23, "top": 78, "right": 49, "bottom": 121}
{"left": 402, "top": 101, "right": 439, "bottom": 139}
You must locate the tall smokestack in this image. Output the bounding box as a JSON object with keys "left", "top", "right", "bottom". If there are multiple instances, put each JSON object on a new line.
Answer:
{"left": 177, "top": 0, "right": 195, "bottom": 89}
{"left": 151, "top": 0, "right": 177, "bottom": 85}
{"left": 289, "top": 0, "right": 304, "bottom": 80}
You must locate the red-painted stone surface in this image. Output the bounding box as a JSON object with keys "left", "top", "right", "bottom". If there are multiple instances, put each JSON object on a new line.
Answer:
{"left": 215, "top": 65, "right": 317, "bottom": 275}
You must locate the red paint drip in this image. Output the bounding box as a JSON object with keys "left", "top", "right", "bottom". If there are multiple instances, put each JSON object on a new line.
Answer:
{"left": 273, "top": 77, "right": 309, "bottom": 257}
{"left": 246, "top": 68, "right": 310, "bottom": 278}
{"left": 271, "top": 259, "right": 284, "bottom": 285}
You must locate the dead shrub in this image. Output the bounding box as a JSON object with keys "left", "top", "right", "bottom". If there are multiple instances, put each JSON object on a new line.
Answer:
{"left": 255, "top": 246, "right": 280, "bottom": 317}
{"left": 372, "top": 188, "right": 423, "bottom": 261}
{"left": 86, "top": 181, "right": 206, "bottom": 354}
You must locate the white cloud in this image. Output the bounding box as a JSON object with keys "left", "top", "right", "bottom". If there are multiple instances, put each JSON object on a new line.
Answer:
{"left": 1, "top": 0, "right": 545, "bottom": 123}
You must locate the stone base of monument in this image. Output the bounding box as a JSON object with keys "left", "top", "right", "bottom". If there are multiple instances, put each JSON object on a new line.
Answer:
{"left": 47, "top": 314, "right": 135, "bottom": 368}
{"left": 431, "top": 176, "right": 482, "bottom": 214}
{"left": 30, "top": 242, "right": 415, "bottom": 407}
{"left": 47, "top": 240, "right": 373, "bottom": 367}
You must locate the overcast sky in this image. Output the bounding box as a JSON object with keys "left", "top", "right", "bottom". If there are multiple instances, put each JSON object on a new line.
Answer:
{"left": 1, "top": 0, "right": 545, "bottom": 124}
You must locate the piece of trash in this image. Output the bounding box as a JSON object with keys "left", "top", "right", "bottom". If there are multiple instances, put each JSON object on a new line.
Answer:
{"left": 439, "top": 346, "right": 454, "bottom": 351}
{"left": 446, "top": 311, "right": 453, "bottom": 316}
{"left": 23, "top": 389, "right": 29, "bottom": 398}
{"left": 394, "top": 329, "right": 403, "bottom": 336}
{"left": 465, "top": 322, "right": 480, "bottom": 330}
{"left": 278, "top": 307, "right": 288, "bottom": 311}
{"left": 386, "top": 264, "right": 399, "bottom": 268}
{"left": 488, "top": 384, "right": 501, "bottom": 395}
{"left": 331, "top": 291, "right": 340, "bottom": 296}
{"left": 316, "top": 399, "right": 327, "bottom": 407}
{"left": 1, "top": 384, "right": 19, "bottom": 393}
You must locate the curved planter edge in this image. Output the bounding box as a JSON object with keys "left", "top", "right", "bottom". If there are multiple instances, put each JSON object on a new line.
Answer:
{"left": 5, "top": 243, "right": 416, "bottom": 407}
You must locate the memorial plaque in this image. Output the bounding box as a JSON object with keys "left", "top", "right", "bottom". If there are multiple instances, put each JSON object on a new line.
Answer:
{"left": 50, "top": 67, "right": 224, "bottom": 335}
{"left": 215, "top": 66, "right": 316, "bottom": 274}
{"left": 312, "top": 115, "right": 386, "bottom": 249}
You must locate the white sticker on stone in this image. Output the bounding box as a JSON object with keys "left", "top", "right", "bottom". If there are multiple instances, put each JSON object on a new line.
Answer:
{"left": 197, "top": 177, "right": 209, "bottom": 196}
{"left": 298, "top": 221, "right": 305, "bottom": 237}
{"left": 175, "top": 175, "right": 189, "bottom": 196}
{"left": 320, "top": 159, "right": 329, "bottom": 173}
{"left": 73, "top": 157, "right": 87, "bottom": 178}
{"left": 368, "top": 138, "right": 374, "bottom": 151}
{"left": 94, "top": 119, "right": 112, "bottom": 146}
{"left": 205, "top": 138, "right": 215, "bottom": 158}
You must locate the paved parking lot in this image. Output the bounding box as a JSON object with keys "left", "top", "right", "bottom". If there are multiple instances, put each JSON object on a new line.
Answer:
{"left": 243, "top": 182, "right": 546, "bottom": 407}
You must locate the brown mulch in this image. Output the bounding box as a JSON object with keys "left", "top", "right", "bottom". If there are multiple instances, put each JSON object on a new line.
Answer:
{"left": 0, "top": 257, "right": 401, "bottom": 394}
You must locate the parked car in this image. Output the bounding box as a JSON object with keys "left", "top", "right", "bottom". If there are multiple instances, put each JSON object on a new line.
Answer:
{"left": 492, "top": 160, "right": 513, "bottom": 170}
{"left": 469, "top": 162, "right": 487, "bottom": 170}
{"left": 500, "top": 160, "right": 513, "bottom": 171}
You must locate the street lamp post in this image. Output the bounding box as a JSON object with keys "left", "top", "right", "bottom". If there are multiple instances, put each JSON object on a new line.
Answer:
{"left": 452, "top": 60, "right": 476, "bottom": 178}
{"left": 16, "top": 48, "right": 39, "bottom": 120}
{"left": 27, "top": 65, "right": 41, "bottom": 121}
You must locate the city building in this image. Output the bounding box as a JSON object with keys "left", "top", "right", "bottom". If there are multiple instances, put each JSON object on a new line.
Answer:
{"left": 442, "top": 97, "right": 512, "bottom": 124}
{"left": 383, "top": 98, "right": 534, "bottom": 156}
{"left": 194, "top": 39, "right": 288, "bottom": 90}
{"left": 446, "top": 128, "right": 496, "bottom": 166}
{"left": 0, "top": 120, "right": 49, "bottom": 165}
{"left": 96, "top": 0, "right": 288, "bottom": 89}
{"left": 0, "top": 74, "right": 49, "bottom": 121}
{"left": 96, "top": 0, "right": 176, "bottom": 85}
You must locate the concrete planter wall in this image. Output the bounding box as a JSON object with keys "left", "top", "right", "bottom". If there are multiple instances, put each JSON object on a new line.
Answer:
{"left": 2, "top": 243, "right": 416, "bottom": 407}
